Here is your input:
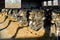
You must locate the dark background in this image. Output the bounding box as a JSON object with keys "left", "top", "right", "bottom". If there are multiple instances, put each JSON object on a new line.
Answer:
{"left": 0, "top": 0, "right": 50, "bottom": 9}
{"left": 0, "top": 0, "right": 5, "bottom": 9}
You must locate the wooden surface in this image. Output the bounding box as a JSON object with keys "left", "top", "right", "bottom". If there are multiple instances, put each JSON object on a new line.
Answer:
{"left": 0, "top": 12, "right": 56, "bottom": 40}
{"left": 0, "top": 12, "right": 45, "bottom": 39}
